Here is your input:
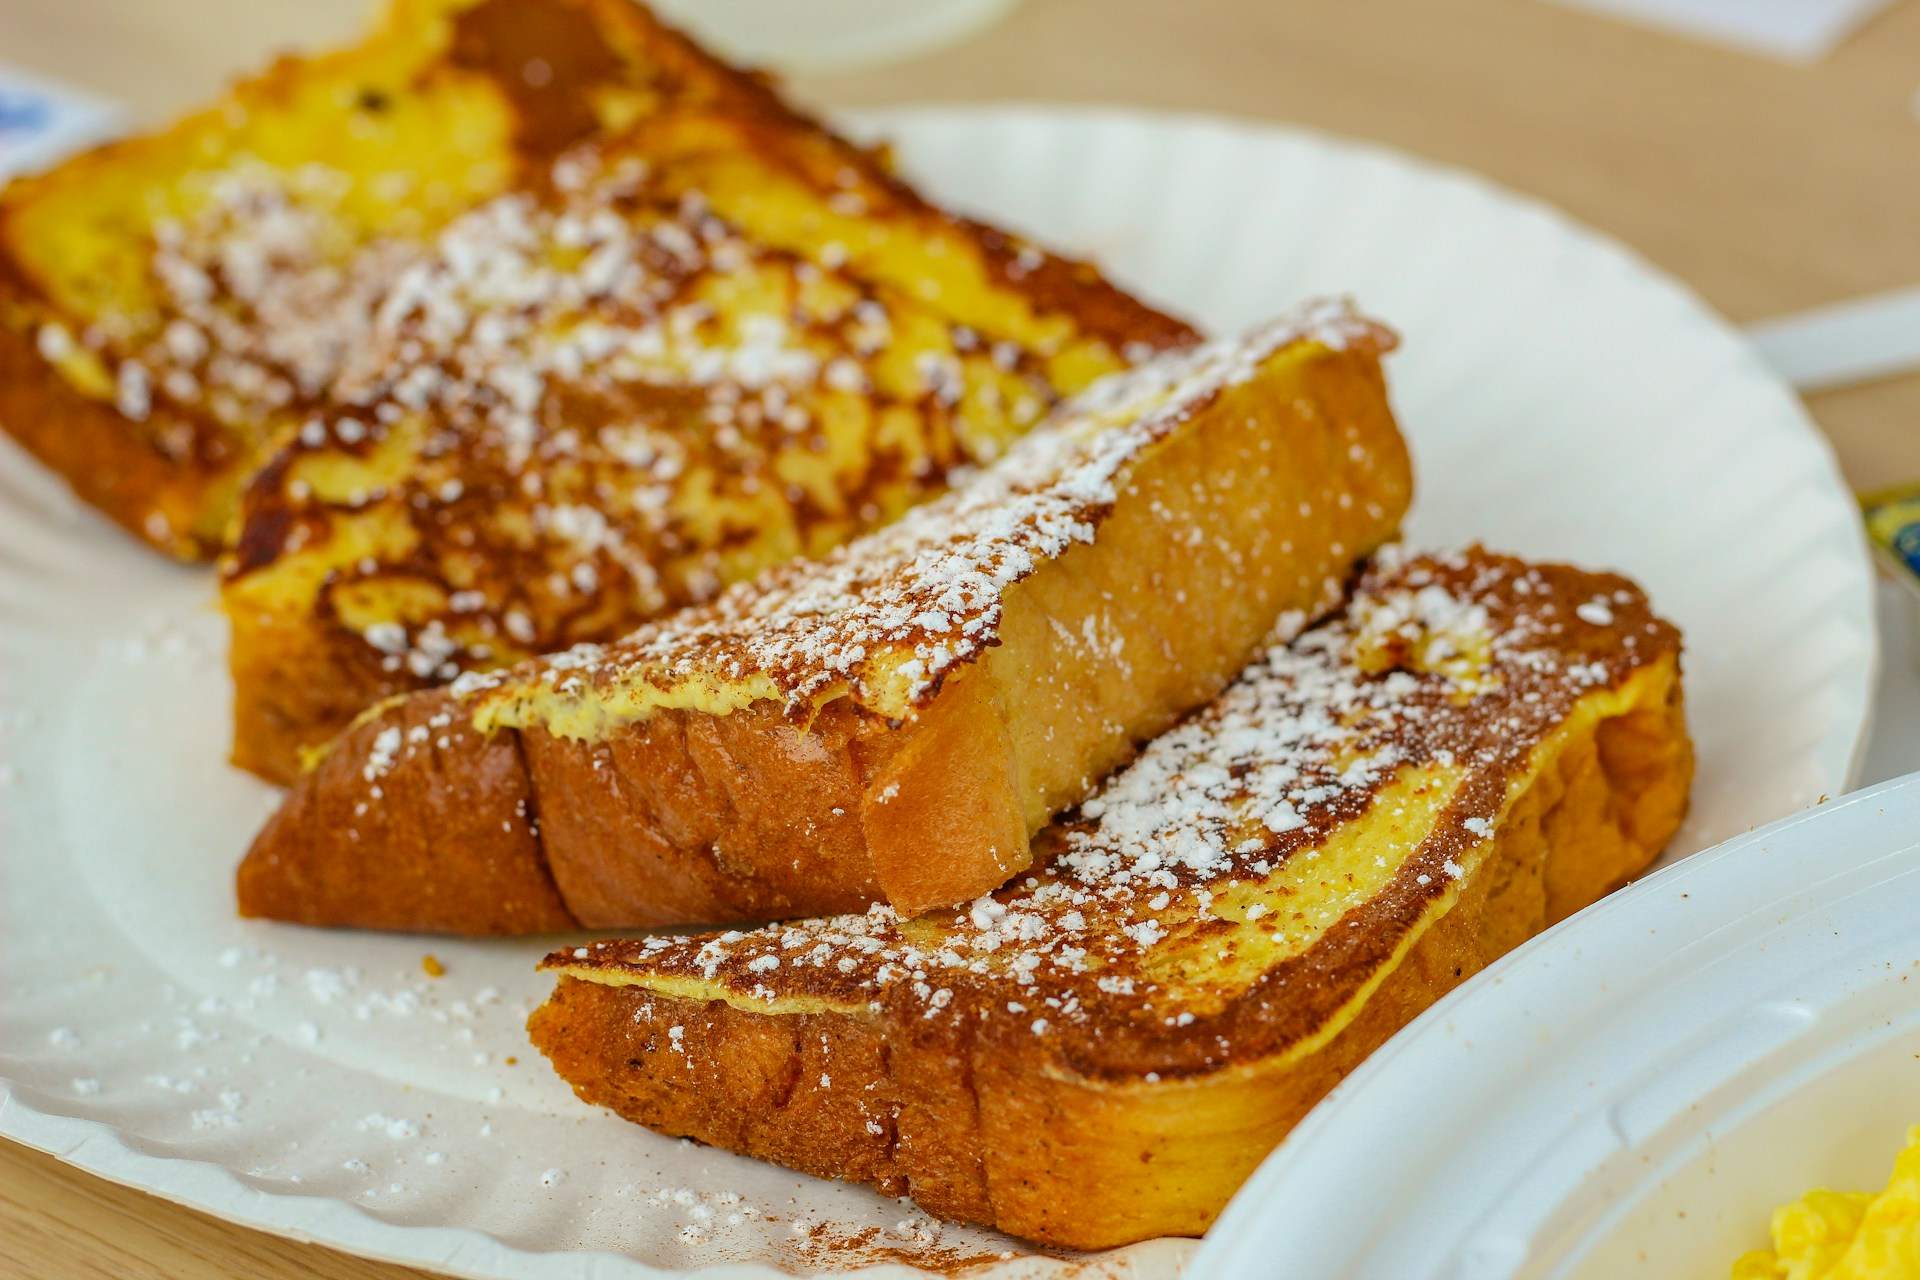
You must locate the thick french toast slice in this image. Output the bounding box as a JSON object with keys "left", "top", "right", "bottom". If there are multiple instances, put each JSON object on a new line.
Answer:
{"left": 237, "top": 304, "right": 1414, "bottom": 932}
{"left": 0, "top": 0, "right": 1192, "bottom": 779}
{"left": 527, "top": 548, "right": 1693, "bottom": 1250}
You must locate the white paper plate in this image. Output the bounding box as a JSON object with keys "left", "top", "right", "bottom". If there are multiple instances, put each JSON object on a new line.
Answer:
{"left": 0, "top": 105, "right": 1874, "bottom": 1279}
{"left": 1193, "top": 771, "right": 1920, "bottom": 1279}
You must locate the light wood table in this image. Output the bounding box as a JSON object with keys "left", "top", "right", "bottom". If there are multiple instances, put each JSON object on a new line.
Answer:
{"left": 4, "top": 0, "right": 1917, "bottom": 1274}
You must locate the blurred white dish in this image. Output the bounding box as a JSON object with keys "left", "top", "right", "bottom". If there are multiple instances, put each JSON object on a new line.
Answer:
{"left": 645, "top": 0, "right": 1020, "bottom": 72}
{"left": 1543, "top": 0, "right": 1896, "bottom": 63}
{"left": 0, "top": 106, "right": 1875, "bottom": 1278}
{"left": 1196, "top": 771, "right": 1920, "bottom": 1279}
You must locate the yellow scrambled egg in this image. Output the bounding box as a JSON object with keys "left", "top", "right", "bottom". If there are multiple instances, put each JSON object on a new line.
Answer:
{"left": 1734, "top": 1127, "right": 1920, "bottom": 1279}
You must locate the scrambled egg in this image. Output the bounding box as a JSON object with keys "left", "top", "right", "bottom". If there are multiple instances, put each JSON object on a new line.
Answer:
{"left": 1734, "top": 1127, "right": 1920, "bottom": 1279}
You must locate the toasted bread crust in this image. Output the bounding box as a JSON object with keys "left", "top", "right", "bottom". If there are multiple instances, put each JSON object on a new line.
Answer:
{"left": 524, "top": 698, "right": 889, "bottom": 926}
{"left": 528, "top": 672, "right": 1689, "bottom": 1248}
{"left": 236, "top": 316, "right": 1412, "bottom": 932}
{"left": 239, "top": 665, "right": 1032, "bottom": 930}
{"left": 236, "top": 688, "right": 576, "bottom": 933}
{"left": 521, "top": 669, "right": 1042, "bottom": 925}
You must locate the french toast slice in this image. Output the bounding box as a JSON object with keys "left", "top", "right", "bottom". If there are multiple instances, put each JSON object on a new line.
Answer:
{"left": 0, "top": 0, "right": 1193, "bottom": 779}
{"left": 527, "top": 547, "right": 1693, "bottom": 1250}
{"left": 236, "top": 303, "right": 1414, "bottom": 932}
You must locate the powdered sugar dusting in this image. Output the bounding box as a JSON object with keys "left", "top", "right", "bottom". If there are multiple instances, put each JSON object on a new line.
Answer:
{"left": 475, "top": 300, "right": 1388, "bottom": 727}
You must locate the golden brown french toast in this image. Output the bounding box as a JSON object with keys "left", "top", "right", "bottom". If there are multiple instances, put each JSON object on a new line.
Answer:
{"left": 0, "top": 0, "right": 1193, "bottom": 780}
{"left": 528, "top": 547, "right": 1692, "bottom": 1250}
{"left": 236, "top": 303, "right": 1414, "bottom": 932}
{"left": 0, "top": 0, "right": 634, "bottom": 557}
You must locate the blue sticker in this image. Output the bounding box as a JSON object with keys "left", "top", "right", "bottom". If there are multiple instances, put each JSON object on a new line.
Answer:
{"left": 1889, "top": 519, "right": 1920, "bottom": 576}
{"left": 0, "top": 91, "right": 56, "bottom": 138}
{"left": 0, "top": 67, "right": 122, "bottom": 179}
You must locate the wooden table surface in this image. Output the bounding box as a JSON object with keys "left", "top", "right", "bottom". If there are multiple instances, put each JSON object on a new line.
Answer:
{"left": 5, "top": 0, "right": 1918, "bottom": 1274}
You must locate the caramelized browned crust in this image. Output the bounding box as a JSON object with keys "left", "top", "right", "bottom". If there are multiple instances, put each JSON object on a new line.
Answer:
{"left": 520, "top": 683, "right": 1038, "bottom": 925}
{"left": 524, "top": 549, "right": 1693, "bottom": 1247}
{"left": 237, "top": 688, "right": 576, "bottom": 933}
{"left": 238, "top": 672, "right": 1029, "bottom": 930}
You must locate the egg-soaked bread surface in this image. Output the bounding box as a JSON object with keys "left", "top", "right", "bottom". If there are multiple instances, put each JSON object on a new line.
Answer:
{"left": 236, "top": 306, "right": 1413, "bottom": 932}
{"left": 529, "top": 547, "right": 1692, "bottom": 1249}
{"left": 0, "top": 0, "right": 1193, "bottom": 781}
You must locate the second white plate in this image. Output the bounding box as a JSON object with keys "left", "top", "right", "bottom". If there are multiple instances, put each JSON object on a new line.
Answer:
{"left": 1192, "top": 774, "right": 1920, "bottom": 1279}
{"left": 0, "top": 105, "right": 1875, "bottom": 1278}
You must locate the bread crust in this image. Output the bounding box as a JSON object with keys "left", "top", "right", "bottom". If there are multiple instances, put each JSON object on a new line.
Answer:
{"left": 523, "top": 699, "right": 890, "bottom": 926}
{"left": 237, "top": 688, "right": 575, "bottom": 933}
